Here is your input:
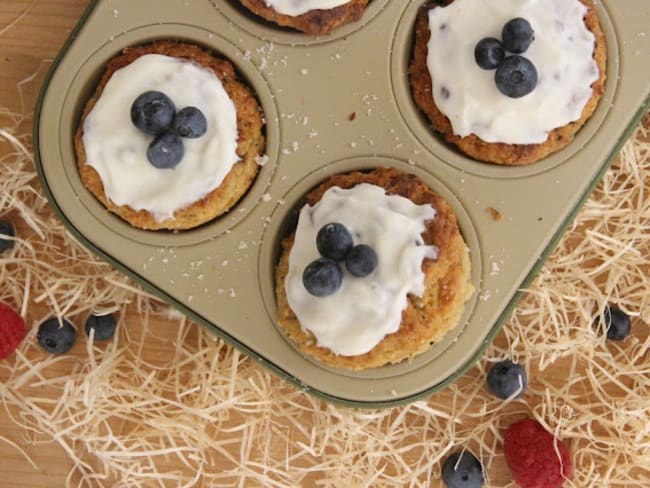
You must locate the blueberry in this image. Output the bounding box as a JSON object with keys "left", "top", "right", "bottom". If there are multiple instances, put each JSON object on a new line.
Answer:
{"left": 316, "top": 223, "right": 353, "bottom": 261}
{"left": 172, "top": 107, "right": 207, "bottom": 139}
{"left": 495, "top": 55, "right": 538, "bottom": 98}
{"left": 302, "top": 258, "right": 343, "bottom": 297}
{"left": 147, "top": 132, "right": 185, "bottom": 169}
{"left": 502, "top": 18, "right": 534, "bottom": 54}
{"left": 130, "top": 91, "right": 176, "bottom": 135}
{"left": 487, "top": 360, "right": 527, "bottom": 399}
{"left": 441, "top": 451, "right": 484, "bottom": 488}
{"left": 345, "top": 244, "right": 378, "bottom": 277}
{"left": 85, "top": 313, "right": 117, "bottom": 341}
{"left": 0, "top": 220, "right": 15, "bottom": 254}
{"left": 595, "top": 305, "right": 631, "bottom": 341}
{"left": 474, "top": 37, "right": 505, "bottom": 70}
{"left": 37, "top": 318, "right": 76, "bottom": 355}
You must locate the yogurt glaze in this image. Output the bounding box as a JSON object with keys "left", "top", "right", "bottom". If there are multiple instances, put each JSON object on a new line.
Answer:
{"left": 285, "top": 183, "right": 439, "bottom": 356}
{"left": 263, "top": 0, "right": 352, "bottom": 17}
{"left": 426, "top": 0, "right": 600, "bottom": 145}
{"left": 82, "top": 54, "right": 239, "bottom": 222}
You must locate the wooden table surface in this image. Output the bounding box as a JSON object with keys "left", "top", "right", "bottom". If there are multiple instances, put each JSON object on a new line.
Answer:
{"left": 1, "top": 2, "right": 648, "bottom": 487}
{"left": 1, "top": 2, "right": 92, "bottom": 485}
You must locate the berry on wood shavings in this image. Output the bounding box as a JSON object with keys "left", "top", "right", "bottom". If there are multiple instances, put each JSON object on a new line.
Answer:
{"left": 0, "top": 219, "right": 16, "bottom": 253}
{"left": 85, "top": 313, "right": 117, "bottom": 341}
{"left": 504, "top": 418, "right": 571, "bottom": 488}
{"left": 0, "top": 302, "right": 26, "bottom": 359}
{"left": 37, "top": 317, "right": 76, "bottom": 355}
{"left": 487, "top": 360, "right": 527, "bottom": 399}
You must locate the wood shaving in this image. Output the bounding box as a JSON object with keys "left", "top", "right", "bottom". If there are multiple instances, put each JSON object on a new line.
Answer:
{"left": 1, "top": 95, "right": 648, "bottom": 487}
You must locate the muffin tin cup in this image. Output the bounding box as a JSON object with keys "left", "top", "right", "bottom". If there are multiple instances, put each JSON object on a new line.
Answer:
{"left": 59, "top": 23, "right": 281, "bottom": 247}
{"left": 390, "top": 0, "right": 620, "bottom": 179}
{"left": 34, "top": 0, "right": 650, "bottom": 407}
{"left": 257, "top": 156, "right": 482, "bottom": 383}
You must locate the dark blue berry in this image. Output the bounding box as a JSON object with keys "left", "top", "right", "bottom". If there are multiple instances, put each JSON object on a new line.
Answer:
{"left": 345, "top": 244, "right": 378, "bottom": 277}
{"left": 316, "top": 223, "right": 353, "bottom": 261}
{"left": 495, "top": 55, "right": 538, "bottom": 98}
{"left": 474, "top": 37, "right": 505, "bottom": 70}
{"left": 303, "top": 258, "right": 343, "bottom": 297}
{"left": 85, "top": 313, "right": 117, "bottom": 341}
{"left": 0, "top": 220, "right": 15, "bottom": 254}
{"left": 487, "top": 360, "right": 527, "bottom": 399}
{"left": 502, "top": 18, "right": 534, "bottom": 54}
{"left": 130, "top": 91, "right": 176, "bottom": 135}
{"left": 172, "top": 107, "right": 207, "bottom": 138}
{"left": 147, "top": 132, "right": 185, "bottom": 169}
{"left": 37, "top": 318, "right": 76, "bottom": 355}
{"left": 442, "top": 451, "right": 484, "bottom": 488}
{"left": 596, "top": 306, "right": 631, "bottom": 341}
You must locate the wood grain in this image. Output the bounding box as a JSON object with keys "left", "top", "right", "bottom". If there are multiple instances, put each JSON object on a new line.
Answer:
{"left": 1, "top": 3, "right": 89, "bottom": 487}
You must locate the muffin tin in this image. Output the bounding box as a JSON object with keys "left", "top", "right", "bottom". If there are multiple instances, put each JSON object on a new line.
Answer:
{"left": 34, "top": 0, "right": 650, "bottom": 407}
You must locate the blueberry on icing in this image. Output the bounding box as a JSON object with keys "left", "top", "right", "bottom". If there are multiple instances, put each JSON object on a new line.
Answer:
{"left": 316, "top": 223, "right": 354, "bottom": 261}
{"left": 147, "top": 132, "right": 185, "bottom": 169}
{"left": 345, "top": 244, "right": 378, "bottom": 277}
{"left": 172, "top": 106, "right": 208, "bottom": 139}
{"left": 302, "top": 258, "right": 343, "bottom": 297}
{"left": 474, "top": 37, "right": 505, "bottom": 70}
{"left": 502, "top": 17, "right": 535, "bottom": 54}
{"left": 495, "top": 55, "right": 538, "bottom": 98}
{"left": 130, "top": 91, "right": 176, "bottom": 135}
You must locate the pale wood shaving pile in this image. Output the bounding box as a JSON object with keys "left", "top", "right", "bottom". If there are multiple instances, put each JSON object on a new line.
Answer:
{"left": 0, "top": 91, "right": 648, "bottom": 488}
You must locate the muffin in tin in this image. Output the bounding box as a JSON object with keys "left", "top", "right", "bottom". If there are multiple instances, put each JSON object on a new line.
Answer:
{"left": 409, "top": 0, "right": 607, "bottom": 165}
{"left": 75, "top": 41, "right": 265, "bottom": 230}
{"left": 238, "top": 0, "right": 369, "bottom": 35}
{"left": 275, "top": 167, "right": 474, "bottom": 370}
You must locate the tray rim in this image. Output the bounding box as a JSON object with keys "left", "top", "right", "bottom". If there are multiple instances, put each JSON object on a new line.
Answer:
{"left": 32, "top": 0, "right": 650, "bottom": 408}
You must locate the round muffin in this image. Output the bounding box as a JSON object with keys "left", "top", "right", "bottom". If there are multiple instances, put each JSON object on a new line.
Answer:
{"left": 275, "top": 167, "right": 474, "bottom": 370}
{"left": 75, "top": 41, "right": 265, "bottom": 230}
{"left": 238, "top": 0, "right": 369, "bottom": 35}
{"left": 409, "top": 0, "right": 607, "bottom": 165}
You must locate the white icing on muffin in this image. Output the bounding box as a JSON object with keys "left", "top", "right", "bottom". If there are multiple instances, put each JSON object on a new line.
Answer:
{"left": 82, "top": 54, "right": 239, "bottom": 222}
{"left": 285, "top": 183, "right": 438, "bottom": 356}
{"left": 263, "top": 0, "right": 352, "bottom": 17}
{"left": 426, "top": 0, "right": 599, "bottom": 144}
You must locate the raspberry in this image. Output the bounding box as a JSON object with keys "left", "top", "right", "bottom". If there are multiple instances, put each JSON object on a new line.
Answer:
{"left": 504, "top": 418, "right": 572, "bottom": 488}
{"left": 0, "top": 302, "right": 26, "bottom": 360}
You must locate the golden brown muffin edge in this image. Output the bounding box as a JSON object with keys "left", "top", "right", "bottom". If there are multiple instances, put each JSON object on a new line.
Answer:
{"left": 408, "top": 0, "right": 607, "bottom": 165}
{"left": 74, "top": 41, "right": 265, "bottom": 230}
{"left": 275, "top": 167, "right": 474, "bottom": 371}
{"left": 237, "top": 0, "right": 369, "bottom": 35}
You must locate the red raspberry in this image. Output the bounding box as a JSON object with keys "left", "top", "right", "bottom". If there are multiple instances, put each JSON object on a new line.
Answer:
{"left": 504, "top": 418, "right": 572, "bottom": 488}
{"left": 0, "top": 302, "right": 26, "bottom": 360}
